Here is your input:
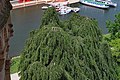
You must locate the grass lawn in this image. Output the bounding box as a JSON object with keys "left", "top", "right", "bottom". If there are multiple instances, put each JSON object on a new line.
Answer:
{"left": 10, "top": 56, "right": 20, "bottom": 74}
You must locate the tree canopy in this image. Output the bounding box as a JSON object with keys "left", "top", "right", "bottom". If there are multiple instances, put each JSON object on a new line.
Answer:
{"left": 106, "top": 13, "right": 120, "bottom": 39}
{"left": 19, "top": 7, "right": 118, "bottom": 80}
{"left": 105, "top": 13, "right": 120, "bottom": 67}
{"left": 109, "top": 38, "right": 120, "bottom": 63}
{"left": 40, "top": 7, "right": 61, "bottom": 27}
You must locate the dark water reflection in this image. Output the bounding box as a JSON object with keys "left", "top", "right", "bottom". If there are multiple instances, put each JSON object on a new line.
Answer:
{"left": 9, "top": 0, "right": 120, "bottom": 57}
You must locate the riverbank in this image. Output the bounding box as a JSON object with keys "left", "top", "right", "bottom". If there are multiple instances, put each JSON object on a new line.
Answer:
{"left": 11, "top": 1, "right": 46, "bottom": 9}
{"left": 11, "top": 0, "right": 80, "bottom": 9}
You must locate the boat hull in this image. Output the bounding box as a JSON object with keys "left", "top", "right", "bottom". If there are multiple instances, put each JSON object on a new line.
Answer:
{"left": 96, "top": 0, "right": 117, "bottom": 7}
{"left": 107, "top": 3, "right": 117, "bottom": 7}
{"left": 59, "top": 8, "right": 71, "bottom": 15}
{"left": 80, "top": 0, "right": 109, "bottom": 9}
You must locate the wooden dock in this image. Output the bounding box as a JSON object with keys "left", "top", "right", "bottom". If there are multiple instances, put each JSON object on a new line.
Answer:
{"left": 11, "top": 1, "right": 49, "bottom": 9}
{"left": 11, "top": 0, "right": 80, "bottom": 9}
{"left": 68, "top": 0, "right": 79, "bottom": 4}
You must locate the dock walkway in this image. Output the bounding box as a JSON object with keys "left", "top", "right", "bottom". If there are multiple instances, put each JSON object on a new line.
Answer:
{"left": 11, "top": 0, "right": 80, "bottom": 9}
{"left": 11, "top": 0, "right": 49, "bottom": 9}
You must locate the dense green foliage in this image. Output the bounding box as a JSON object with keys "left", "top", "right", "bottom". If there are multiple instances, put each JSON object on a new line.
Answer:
{"left": 106, "top": 13, "right": 120, "bottom": 39}
{"left": 104, "top": 13, "right": 120, "bottom": 79}
{"left": 10, "top": 56, "right": 20, "bottom": 74}
{"left": 109, "top": 38, "right": 120, "bottom": 63}
{"left": 105, "top": 13, "right": 120, "bottom": 65}
{"left": 19, "top": 7, "right": 118, "bottom": 80}
{"left": 41, "top": 7, "right": 61, "bottom": 27}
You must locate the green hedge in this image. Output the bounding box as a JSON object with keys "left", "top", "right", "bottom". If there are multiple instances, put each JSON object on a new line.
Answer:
{"left": 10, "top": 56, "right": 20, "bottom": 74}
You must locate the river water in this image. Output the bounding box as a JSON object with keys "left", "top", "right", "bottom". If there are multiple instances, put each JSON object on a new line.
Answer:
{"left": 9, "top": 0, "right": 120, "bottom": 57}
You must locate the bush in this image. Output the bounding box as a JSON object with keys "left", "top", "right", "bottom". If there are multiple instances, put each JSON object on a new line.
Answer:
{"left": 10, "top": 56, "right": 20, "bottom": 74}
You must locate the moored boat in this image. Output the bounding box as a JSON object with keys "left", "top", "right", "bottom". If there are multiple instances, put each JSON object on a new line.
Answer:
{"left": 96, "top": 0, "right": 117, "bottom": 7}
{"left": 107, "top": 2, "right": 117, "bottom": 7}
{"left": 42, "top": 6, "right": 48, "bottom": 9}
{"left": 47, "top": 1, "right": 69, "bottom": 7}
{"left": 108, "top": 2, "right": 117, "bottom": 7}
{"left": 58, "top": 6, "right": 72, "bottom": 15}
{"left": 42, "top": 6, "right": 52, "bottom": 9}
{"left": 80, "top": 0, "right": 109, "bottom": 9}
{"left": 71, "top": 8, "right": 80, "bottom": 12}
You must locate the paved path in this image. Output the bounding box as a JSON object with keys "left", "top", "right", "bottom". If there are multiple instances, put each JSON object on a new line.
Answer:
{"left": 11, "top": 73, "right": 20, "bottom": 80}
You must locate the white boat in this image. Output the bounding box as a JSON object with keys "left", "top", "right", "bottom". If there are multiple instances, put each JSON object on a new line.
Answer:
{"left": 96, "top": 0, "right": 117, "bottom": 7}
{"left": 41, "top": 6, "right": 52, "bottom": 9}
{"left": 42, "top": 6, "right": 48, "bottom": 9}
{"left": 58, "top": 6, "right": 72, "bottom": 15}
{"left": 47, "top": 1, "right": 69, "bottom": 7}
{"left": 80, "top": 0, "right": 109, "bottom": 9}
{"left": 108, "top": 2, "right": 117, "bottom": 7}
{"left": 59, "top": 9, "right": 71, "bottom": 15}
{"left": 72, "top": 8, "right": 80, "bottom": 12}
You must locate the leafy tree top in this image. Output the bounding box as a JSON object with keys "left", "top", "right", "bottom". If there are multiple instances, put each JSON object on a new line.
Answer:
{"left": 106, "top": 13, "right": 120, "bottom": 39}
{"left": 40, "top": 7, "right": 61, "bottom": 27}
{"left": 19, "top": 8, "right": 118, "bottom": 80}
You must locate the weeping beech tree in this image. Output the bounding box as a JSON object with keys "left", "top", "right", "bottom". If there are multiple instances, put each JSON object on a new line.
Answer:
{"left": 19, "top": 7, "right": 118, "bottom": 80}
{"left": 40, "top": 7, "right": 61, "bottom": 27}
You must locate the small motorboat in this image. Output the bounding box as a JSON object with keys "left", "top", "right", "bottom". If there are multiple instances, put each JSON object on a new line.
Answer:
{"left": 41, "top": 6, "right": 52, "bottom": 9}
{"left": 58, "top": 6, "right": 72, "bottom": 15}
{"left": 72, "top": 8, "right": 80, "bottom": 12}
{"left": 59, "top": 9, "right": 71, "bottom": 15}
{"left": 47, "top": 1, "right": 69, "bottom": 7}
{"left": 42, "top": 6, "right": 48, "bottom": 9}
{"left": 107, "top": 1, "right": 117, "bottom": 7}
